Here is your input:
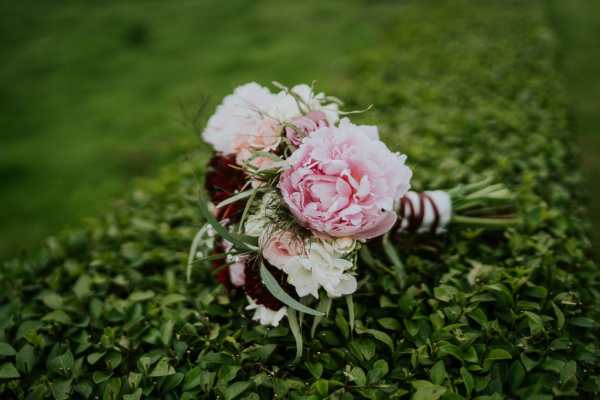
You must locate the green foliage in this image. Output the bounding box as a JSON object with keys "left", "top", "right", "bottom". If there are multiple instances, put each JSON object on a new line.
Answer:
{"left": 1, "top": 1, "right": 600, "bottom": 399}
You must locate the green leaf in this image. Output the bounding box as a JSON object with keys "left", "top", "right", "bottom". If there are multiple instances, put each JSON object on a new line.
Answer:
{"left": 103, "top": 377, "right": 122, "bottom": 400}
{"left": 460, "top": 367, "right": 474, "bottom": 397}
{"left": 314, "top": 379, "right": 329, "bottom": 397}
{"left": 0, "top": 342, "right": 16, "bottom": 356}
{"left": 93, "top": 371, "right": 112, "bottom": 384}
{"left": 437, "top": 344, "right": 462, "bottom": 361}
{"left": 382, "top": 231, "right": 406, "bottom": 287}
{"left": 522, "top": 311, "right": 545, "bottom": 335}
{"left": 346, "top": 295, "right": 355, "bottom": 334}
{"left": 73, "top": 274, "right": 92, "bottom": 299}
{"left": 50, "top": 378, "right": 72, "bottom": 400}
{"left": 198, "top": 189, "right": 257, "bottom": 251}
{"left": 486, "top": 349, "right": 512, "bottom": 362}
{"left": 551, "top": 301, "right": 565, "bottom": 330}
{"left": 0, "top": 362, "right": 20, "bottom": 379}
{"left": 160, "top": 319, "right": 175, "bottom": 346}
{"left": 223, "top": 381, "right": 252, "bottom": 400}
{"left": 368, "top": 359, "right": 389, "bottom": 383}
{"left": 128, "top": 290, "right": 155, "bottom": 302}
{"left": 412, "top": 380, "right": 447, "bottom": 400}
{"left": 378, "top": 317, "right": 401, "bottom": 331}
{"left": 430, "top": 360, "right": 447, "bottom": 385}
{"left": 508, "top": 361, "right": 525, "bottom": 391}
{"left": 87, "top": 352, "right": 105, "bottom": 365}
{"left": 560, "top": 360, "right": 577, "bottom": 384}
{"left": 215, "top": 188, "right": 256, "bottom": 209}
{"left": 569, "top": 317, "right": 597, "bottom": 328}
{"left": 182, "top": 366, "right": 204, "bottom": 391}
{"left": 260, "top": 263, "right": 323, "bottom": 316}
{"left": 40, "top": 292, "right": 64, "bottom": 309}
{"left": 311, "top": 296, "right": 332, "bottom": 338}
{"left": 361, "top": 329, "right": 394, "bottom": 351}
{"left": 149, "top": 357, "right": 175, "bottom": 377}
{"left": 16, "top": 344, "right": 35, "bottom": 373}
{"left": 347, "top": 366, "right": 366, "bottom": 386}
{"left": 218, "top": 365, "right": 241, "bottom": 384}
{"left": 48, "top": 350, "right": 74, "bottom": 377}
{"left": 287, "top": 308, "right": 303, "bottom": 364}
{"left": 335, "top": 310, "right": 350, "bottom": 339}
{"left": 304, "top": 361, "right": 323, "bottom": 379}
{"left": 123, "top": 388, "right": 142, "bottom": 400}
{"left": 434, "top": 285, "right": 459, "bottom": 303}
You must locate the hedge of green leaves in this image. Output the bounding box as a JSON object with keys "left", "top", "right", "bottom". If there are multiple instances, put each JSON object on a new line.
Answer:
{"left": 1, "top": 1, "right": 599, "bottom": 399}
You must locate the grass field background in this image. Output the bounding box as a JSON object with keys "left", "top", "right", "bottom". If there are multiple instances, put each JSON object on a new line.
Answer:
{"left": 1, "top": 0, "right": 599, "bottom": 260}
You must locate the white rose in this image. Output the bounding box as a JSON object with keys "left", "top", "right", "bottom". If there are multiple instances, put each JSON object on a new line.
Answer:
{"left": 282, "top": 241, "right": 357, "bottom": 299}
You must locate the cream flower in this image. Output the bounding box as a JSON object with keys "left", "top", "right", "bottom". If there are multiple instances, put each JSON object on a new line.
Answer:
{"left": 202, "top": 82, "right": 277, "bottom": 155}
{"left": 245, "top": 297, "right": 287, "bottom": 327}
{"left": 282, "top": 240, "right": 357, "bottom": 299}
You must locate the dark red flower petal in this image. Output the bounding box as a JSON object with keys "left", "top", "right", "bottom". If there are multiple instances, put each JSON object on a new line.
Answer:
{"left": 243, "top": 258, "right": 296, "bottom": 311}
{"left": 205, "top": 152, "right": 247, "bottom": 222}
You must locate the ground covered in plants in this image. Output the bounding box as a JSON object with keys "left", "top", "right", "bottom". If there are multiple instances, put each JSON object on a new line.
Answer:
{"left": 1, "top": 1, "right": 599, "bottom": 399}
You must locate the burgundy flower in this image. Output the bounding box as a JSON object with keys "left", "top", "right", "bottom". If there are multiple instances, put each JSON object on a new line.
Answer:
{"left": 243, "top": 258, "right": 296, "bottom": 311}
{"left": 205, "top": 152, "right": 247, "bottom": 222}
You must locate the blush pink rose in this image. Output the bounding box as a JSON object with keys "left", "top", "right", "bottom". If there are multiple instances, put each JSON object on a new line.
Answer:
{"left": 279, "top": 120, "right": 412, "bottom": 240}
{"left": 285, "top": 111, "right": 329, "bottom": 146}
{"left": 262, "top": 230, "right": 305, "bottom": 269}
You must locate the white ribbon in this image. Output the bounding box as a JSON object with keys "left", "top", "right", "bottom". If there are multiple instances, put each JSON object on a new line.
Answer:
{"left": 397, "top": 190, "right": 452, "bottom": 234}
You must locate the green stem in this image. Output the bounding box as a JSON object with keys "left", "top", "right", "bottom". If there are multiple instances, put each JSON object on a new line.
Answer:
{"left": 452, "top": 215, "right": 521, "bottom": 228}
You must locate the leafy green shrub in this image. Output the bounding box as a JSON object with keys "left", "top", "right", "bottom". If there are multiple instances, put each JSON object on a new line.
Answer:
{"left": 1, "top": 1, "right": 599, "bottom": 399}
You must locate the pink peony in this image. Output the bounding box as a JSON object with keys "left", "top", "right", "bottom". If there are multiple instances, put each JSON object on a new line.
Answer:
{"left": 279, "top": 119, "right": 412, "bottom": 240}
{"left": 285, "top": 111, "right": 329, "bottom": 146}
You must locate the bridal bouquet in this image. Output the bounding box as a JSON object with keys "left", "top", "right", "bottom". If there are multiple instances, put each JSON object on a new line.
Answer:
{"left": 189, "top": 82, "right": 518, "bottom": 359}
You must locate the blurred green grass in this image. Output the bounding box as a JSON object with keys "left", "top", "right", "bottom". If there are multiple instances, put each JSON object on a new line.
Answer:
{"left": 2, "top": 0, "right": 598, "bottom": 261}
{"left": 0, "top": 0, "right": 399, "bottom": 259}
{"left": 548, "top": 0, "right": 600, "bottom": 254}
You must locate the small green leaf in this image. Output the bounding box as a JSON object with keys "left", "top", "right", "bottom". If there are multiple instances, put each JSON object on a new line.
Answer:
{"left": 551, "top": 301, "right": 565, "bottom": 330}
{"left": 508, "top": 361, "right": 525, "bottom": 391}
{"left": 311, "top": 296, "right": 332, "bottom": 338}
{"left": 16, "top": 344, "right": 34, "bottom": 373}
{"left": 368, "top": 359, "right": 389, "bottom": 383}
{"left": 378, "top": 318, "right": 401, "bottom": 331}
{"left": 486, "top": 348, "right": 512, "bottom": 362}
{"left": 128, "top": 291, "right": 155, "bottom": 302}
{"left": 149, "top": 357, "right": 175, "bottom": 377}
{"left": 412, "top": 380, "right": 447, "bottom": 400}
{"left": 314, "top": 379, "right": 329, "bottom": 397}
{"left": 430, "top": 360, "right": 447, "bottom": 385}
{"left": 48, "top": 350, "right": 74, "bottom": 377}
{"left": 347, "top": 366, "right": 367, "bottom": 386}
{"left": 0, "top": 362, "right": 20, "bottom": 379}
{"left": 40, "top": 292, "right": 64, "bottom": 309}
{"left": 362, "top": 329, "right": 394, "bottom": 351}
{"left": 460, "top": 367, "right": 474, "bottom": 397}
{"left": 123, "top": 388, "right": 142, "bottom": 400}
{"left": 569, "top": 317, "right": 597, "bottom": 328}
{"left": 223, "top": 381, "right": 252, "bottom": 400}
{"left": 304, "top": 361, "right": 323, "bottom": 379}
{"left": 560, "top": 360, "right": 577, "bottom": 384}
{"left": 0, "top": 343, "right": 16, "bottom": 357}
{"left": 346, "top": 295, "right": 355, "bottom": 334}
{"left": 50, "top": 378, "right": 72, "bottom": 400}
